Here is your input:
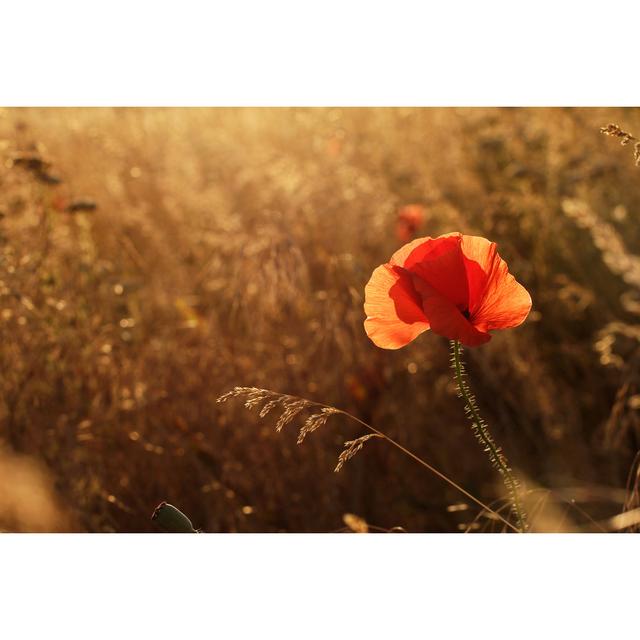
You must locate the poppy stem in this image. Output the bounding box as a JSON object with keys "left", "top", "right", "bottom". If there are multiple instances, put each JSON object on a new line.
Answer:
{"left": 450, "top": 340, "right": 528, "bottom": 532}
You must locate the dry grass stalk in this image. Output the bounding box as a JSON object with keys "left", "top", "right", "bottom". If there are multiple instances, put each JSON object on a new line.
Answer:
{"left": 600, "top": 123, "right": 640, "bottom": 165}
{"left": 217, "top": 386, "right": 314, "bottom": 433}
{"left": 218, "top": 388, "right": 349, "bottom": 461}
{"left": 335, "top": 434, "right": 383, "bottom": 472}
{"left": 217, "top": 387, "right": 523, "bottom": 531}
{"left": 217, "top": 387, "right": 394, "bottom": 476}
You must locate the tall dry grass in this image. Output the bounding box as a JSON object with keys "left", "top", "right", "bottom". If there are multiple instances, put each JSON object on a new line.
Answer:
{"left": 1, "top": 107, "right": 639, "bottom": 532}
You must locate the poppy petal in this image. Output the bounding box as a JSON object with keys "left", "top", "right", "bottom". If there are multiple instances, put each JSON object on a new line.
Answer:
{"left": 406, "top": 236, "right": 469, "bottom": 310}
{"left": 459, "top": 235, "right": 494, "bottom": 314}
{"left": 461, "top": 235, "right": 531, "bottom": 331}
{"left": 389, "top": 232, "right": 462, "bottom": 266}
{"left": 364, "top": 263, "right": 430, "bottom": 349}
{"left": 389, "top": 235, "right": 436, "bottom": 266}
{"left": 412, "top": 275, "right": 491, "bottom": 347}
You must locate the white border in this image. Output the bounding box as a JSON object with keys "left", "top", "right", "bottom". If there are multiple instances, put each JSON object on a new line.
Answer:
{"left": 1, "top": 534, "right": 638, "bottom": 638}
{"left": 1, "top": 1, "right": 639, "bottom": 105}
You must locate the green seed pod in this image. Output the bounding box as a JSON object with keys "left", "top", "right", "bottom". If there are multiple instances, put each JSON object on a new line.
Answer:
{"left": 151, "top": 502, "right": 197, "bottom": 533}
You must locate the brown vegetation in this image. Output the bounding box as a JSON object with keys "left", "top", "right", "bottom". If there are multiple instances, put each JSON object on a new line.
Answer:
{"left": 1, "top": 107, "right": 639, "bottom": 532}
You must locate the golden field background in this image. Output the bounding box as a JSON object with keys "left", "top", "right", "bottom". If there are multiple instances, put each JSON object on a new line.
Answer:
{"left": 0, "top": 107, "right": 639, "bottom": 532}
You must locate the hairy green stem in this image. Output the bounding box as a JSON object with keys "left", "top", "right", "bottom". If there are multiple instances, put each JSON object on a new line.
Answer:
{"left": 451, "top": 339, "right": 528, "bottom": 532}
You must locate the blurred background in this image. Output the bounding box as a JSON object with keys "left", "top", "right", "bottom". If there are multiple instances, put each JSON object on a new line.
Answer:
{"left": 0, "top": 107, "right": 639, "bottom": 532}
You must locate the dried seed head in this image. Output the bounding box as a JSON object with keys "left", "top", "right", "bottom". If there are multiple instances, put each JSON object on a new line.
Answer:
{"left": 297, "top": 407, "right": 339, "bottom": 444}
{"left": 335, "top": 434, "right": 383, "bottom": 472}
{"left": 275, "top": 400, "right": 308, "bottom": 432}
{"left": 600, "top": 123, "right": 640, "bottom": 166}
{"left": 600, "top": 123, "right": 636, "bottom": 144}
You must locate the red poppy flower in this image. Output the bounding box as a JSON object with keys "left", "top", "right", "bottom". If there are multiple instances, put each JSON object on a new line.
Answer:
{"left": 364, "top": 232, "right": 531, "bottom": 349}
{"left": 396, "top": 204, "right": 425, "bottom": 242}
